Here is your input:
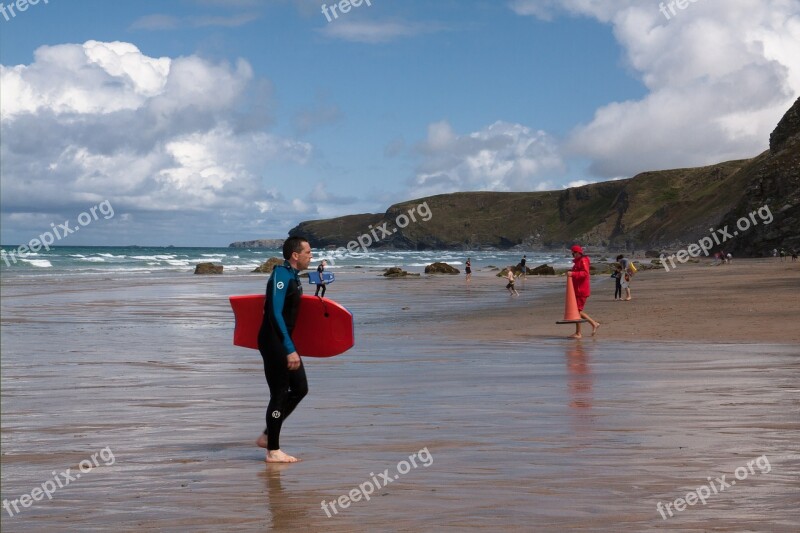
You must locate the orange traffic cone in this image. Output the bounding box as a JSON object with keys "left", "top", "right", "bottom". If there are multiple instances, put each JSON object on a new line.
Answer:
{"left": 556, "top": 272, "right": 588, "bottom": 324}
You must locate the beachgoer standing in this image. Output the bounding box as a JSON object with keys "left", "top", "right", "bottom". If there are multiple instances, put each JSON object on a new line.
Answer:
{"left": 465, "top": 258, "right": 472, "bottom": 283}
{"left": 571, "top": 245, "right": 600, "bottom": 338}
{"left": 615, "top": 254, "right": 634, "bottom": 301}
{"left": 506, "top": 267, "right": 519, "bottom": 296}
{"left": 256, "top": 236, "right": 313, "bottom": 463}
{"left": 612, "top": 264, "right": 623, "bottom": 300}
{"left": 519, "top": 254, "right": 527, "bottom": 280}
{"left": 314, "top": 259, "right": 327, "bottom": 297}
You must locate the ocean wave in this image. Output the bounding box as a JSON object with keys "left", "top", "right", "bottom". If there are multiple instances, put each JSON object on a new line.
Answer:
{"left": 224, "top": 264, "right": 261, "bottom": 271}
{"left": 98, "top": 253, "right": 126, "bottom": 258}
{"left": 165, "top": 259, "right": 191, "bottom": 266}
{"left": 131, "top": 255, "right": 177, "bottom": 261}
{"left": 21, "top": 258, "right": 53, "bottom": 268}
{"left": 201, "top": 253, "right": 227, "bottom": 258}
{"left": 81, "top": 257, "right": 106, "bottom": 262}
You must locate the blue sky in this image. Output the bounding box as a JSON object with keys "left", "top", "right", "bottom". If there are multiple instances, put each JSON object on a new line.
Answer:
{"left": 1, "top": 0, "right": 798, "bottom": 246}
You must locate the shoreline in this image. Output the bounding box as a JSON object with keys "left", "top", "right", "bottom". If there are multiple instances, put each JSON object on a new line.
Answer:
{"left": 426, "top": 257, "right": 800, "bottom": 345}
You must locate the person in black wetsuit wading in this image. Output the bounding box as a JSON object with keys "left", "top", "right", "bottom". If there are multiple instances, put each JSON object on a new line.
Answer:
{"left": 255, "top": 236, "right": 313, "bottom": 463}
{"left": 314, "top": 259, "right": 327, "bottom": 297}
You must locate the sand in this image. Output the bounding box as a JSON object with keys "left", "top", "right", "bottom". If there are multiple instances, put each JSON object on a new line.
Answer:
{"left": 1, "top": 258, "right": 799, "bottom": 531}
{"left": 444, "top": 257, "right": 800, "bottom": 344}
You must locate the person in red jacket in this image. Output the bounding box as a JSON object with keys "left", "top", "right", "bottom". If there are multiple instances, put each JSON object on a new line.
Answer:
{"left": 570, "top": 245, "right": 600, "bottom": 338}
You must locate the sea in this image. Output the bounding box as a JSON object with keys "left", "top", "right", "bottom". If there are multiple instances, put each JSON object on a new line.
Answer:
{"left": 0, "top": 245, "right": 573, "bottom": 278}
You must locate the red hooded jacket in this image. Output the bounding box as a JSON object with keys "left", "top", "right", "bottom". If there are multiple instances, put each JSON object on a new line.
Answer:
{"left": 571, "top": 254, "right": 591, "bottom": 297}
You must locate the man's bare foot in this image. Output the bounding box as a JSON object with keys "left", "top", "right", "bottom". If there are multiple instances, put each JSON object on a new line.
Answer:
{"left": 624, "top": 297, "right": 631, "bottom": 301}
{"left": 592, "top": 323, "right": 600, "bottom": 336}
{"left": 570, "top": 333, "right": 582, "bottom": 339}
{"left": 256, "top": 433, "right": 268, "bottom": 449}
{"left": 266, "top": 449, "right": 300, "bottom": 463}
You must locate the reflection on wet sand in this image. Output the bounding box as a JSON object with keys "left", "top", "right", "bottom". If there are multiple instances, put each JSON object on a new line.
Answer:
{"left": 261, "top": 463, "right": 306, "bottom": 530}
{"left": 2, "top": 273, "right": 799, "bottom": 531}
{"left": 565, "top": 339, "right": 595, "bottom": 433}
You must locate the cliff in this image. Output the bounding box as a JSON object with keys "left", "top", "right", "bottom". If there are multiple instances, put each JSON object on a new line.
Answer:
{"left": 286, "top": 98, "right": 800, "bottom": 255}
{"left": 228, "top": 239, "right": 285, "bottom": 249}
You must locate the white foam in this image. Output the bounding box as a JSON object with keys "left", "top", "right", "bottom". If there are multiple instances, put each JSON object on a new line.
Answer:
{"left": 21, "top": 259, "right": 53, "bottom": 267}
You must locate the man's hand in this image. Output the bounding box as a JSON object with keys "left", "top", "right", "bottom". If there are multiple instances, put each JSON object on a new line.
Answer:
{"left": 287, "top": 352, "right": 301, "bottom": 370}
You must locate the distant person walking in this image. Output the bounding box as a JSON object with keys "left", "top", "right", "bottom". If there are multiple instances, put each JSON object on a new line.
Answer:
{"left": 314, "top": 259, "right": 327, "bottom": 297}
{"left": 571, "top": 245, "right": 600, "bottom": 338}
{"left": 465, "top": 258, "right": 472, "bottom": 283}
{"left": 506, "top": 267, "right": 519, "bottom": 296}
{"left": 792, "top": 250, "right": 798, "bottom": 262}
{"left": 615, "top": 254, "right": 634, "bottom": 301}
{"left": 612, "top": 264, "right": 623, "bottom": 300}
{"left": 518, "top": 254, "right": 527, "bottom": 281}
{"left": 780, "top": 249, "right": 786, "bottom": 262}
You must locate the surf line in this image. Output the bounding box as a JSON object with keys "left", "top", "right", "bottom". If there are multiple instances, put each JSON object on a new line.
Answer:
{"left": 326, "top": 201, "right": 433, "bottom": 265}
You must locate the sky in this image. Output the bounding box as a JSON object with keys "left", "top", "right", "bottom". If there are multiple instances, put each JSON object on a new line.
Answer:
{"left": 1, "top": 0, "right": 798, "bottom": 247}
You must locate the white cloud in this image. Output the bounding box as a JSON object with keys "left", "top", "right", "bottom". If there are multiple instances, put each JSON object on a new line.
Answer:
{"left": 409, "top": 120, "right": 566, "bottom": 197}
{"left": 564, "top": 179, "right": 596, "bottom": 189}
{"left": 0, "top": 41, "right": 312, "bottom": 243}
{"left": 319, "top": 19, "right": 440, "bottom": 43}
{"left": 308, "top": 182, "right": 357, "bottom": 205}
{"left": 512, "top": 0, "right": 800, "bottom": 177}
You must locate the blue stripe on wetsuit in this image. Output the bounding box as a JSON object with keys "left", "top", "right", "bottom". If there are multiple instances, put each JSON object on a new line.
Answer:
{"left": 267, "top": 262, "right": 299, "bottom": 355}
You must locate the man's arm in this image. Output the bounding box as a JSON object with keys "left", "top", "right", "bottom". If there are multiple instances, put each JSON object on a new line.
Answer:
{"left": 268, "top": 267, "right": 297, "bottom": 355}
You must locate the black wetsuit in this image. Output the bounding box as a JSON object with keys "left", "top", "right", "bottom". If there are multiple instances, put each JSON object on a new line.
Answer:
{"left": 258, "top": 261, "right": 308, "bottom": 451}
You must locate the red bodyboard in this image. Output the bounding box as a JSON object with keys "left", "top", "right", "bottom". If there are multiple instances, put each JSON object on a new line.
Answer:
{"left": 229, "top": 294, "right": 354, "bottom": 357}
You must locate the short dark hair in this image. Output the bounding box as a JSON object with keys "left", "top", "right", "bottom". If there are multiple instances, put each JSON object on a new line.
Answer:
{"left": 283, "top": 236, "right": 308, "bottom": 260}
{"left": 616, "top": 254, "right": 624, "bottom": 261}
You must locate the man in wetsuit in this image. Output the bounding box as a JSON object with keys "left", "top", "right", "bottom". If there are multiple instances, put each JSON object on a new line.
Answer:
{"left": 255, "top": 236, "right": 313, "bottom": 463}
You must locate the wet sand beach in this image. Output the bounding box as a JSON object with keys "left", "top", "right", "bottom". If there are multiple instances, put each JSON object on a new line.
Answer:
{"left": 1, "top": 261, "right": 799, "bottom": 531}
{"left": 448, "top": 258, "right": 800, "bottom": 344}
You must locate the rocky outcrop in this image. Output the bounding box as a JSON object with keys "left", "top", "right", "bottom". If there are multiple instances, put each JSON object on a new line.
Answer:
{"left": 529, "top": 264, "right": 556, "bottom": 275}
{"left": 770, "top": 96, "right": 800, "bottom": 152}
{"left": 195, "top": 262, "right": 223, "bottom": 274}
{"left": 719, "top": 96, "right": 800, "bottom": 255}
{"left": 252, "top": 257, "right": 284, "bottom": 273}
{"left": 424, "top": 262, "right": 460, "bottom": 274}
{"left": 229, "top": 239, "right": 285, "bottom": 249}
{"left": 383, "top": 267, "right": 419, "bottom": 277}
